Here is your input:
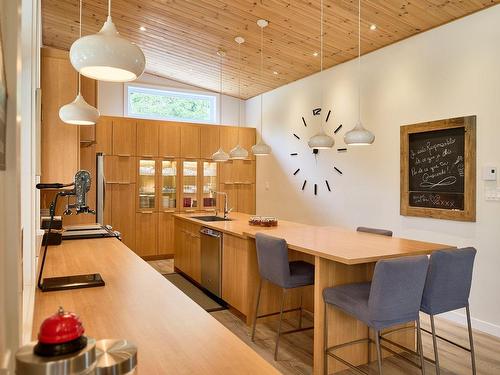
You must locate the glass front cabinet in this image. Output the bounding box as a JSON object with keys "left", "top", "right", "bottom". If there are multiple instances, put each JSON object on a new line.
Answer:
{"left": 201, "top": 161, "right": 217, "bottom": 210}
{"left": 160, "top": 160, "right": 178, "bottom": 212}
{"left": 137, "top": 158, "right": 157, "bottom": 211}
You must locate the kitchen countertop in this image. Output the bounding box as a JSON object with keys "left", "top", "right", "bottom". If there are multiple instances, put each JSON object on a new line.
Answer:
{"left": 32, "top": 237, "right": 280, "bottom": 375}
{"left": 174, "top": 212, "right": 455, "bottom": 264}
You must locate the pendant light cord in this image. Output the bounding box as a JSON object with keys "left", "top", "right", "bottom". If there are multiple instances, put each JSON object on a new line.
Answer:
{"left": 108, "top": 0, "right": 112, "bottom": 17}
{"left": 260, "top": 25, "right": 264, "bottom": 140}
{"left": 219, "top": 51, "right": 223, "bottom": 125}
{"left": 320, "top": 0, "right": 324, "bottom": 131}
{"left": 237, "top": 41, "right": 241, "bottom": 139}
{"left": 77, "top": 0, "right": 83, "bottom": 94}
{"left": 358, "top": 0, "right": 361, "bottom": 124}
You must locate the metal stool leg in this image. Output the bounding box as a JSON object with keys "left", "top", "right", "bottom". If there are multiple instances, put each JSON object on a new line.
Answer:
{"left": 466, "top": 306, "right": 477, "bottom": 375}
{"left": 430, "top": 315, "right": 440, "bottom": 375}
{"left": 416, "top": 317, "right": 426, "bottom": 375}
{"left": 375, "top": 330, "right": 383, "bottom": 375}
{"left": 324, "top": 303, "right": 328, "bottom": 375}
{"left": 251, "top": 278, "right": 263, "bottom": 342}
{"left": 274, "top": 288, "right": 287, "bottom": 360}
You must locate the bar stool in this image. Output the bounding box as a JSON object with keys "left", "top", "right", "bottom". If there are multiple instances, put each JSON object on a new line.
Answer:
{"left": 323, "top": 255, "right": 429, "bottom": 375}
{"left": 421, "top": 247, "right": 477, "bottom": 375}
{"left": 357, "top": 227, "right": 393, "bottom": 237}
{"left": 251, "top": 233, "right": 315, "bottom": 360}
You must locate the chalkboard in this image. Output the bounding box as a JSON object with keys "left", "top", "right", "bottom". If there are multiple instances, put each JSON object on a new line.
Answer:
{"left": 408, "top": 127, "right": 465, "bottom": 210}
{"left": 400, "top": 116, "right": 476, "bottom": 222}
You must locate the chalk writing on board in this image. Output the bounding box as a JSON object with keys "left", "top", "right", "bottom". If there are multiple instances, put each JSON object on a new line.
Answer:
{"left": 408, "top": 127, "right": 465, "bottom": 210}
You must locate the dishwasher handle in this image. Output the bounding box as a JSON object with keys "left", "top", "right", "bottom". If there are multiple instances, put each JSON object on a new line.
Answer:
{"left": 200, "top": 227, "right": 222, "bottom": 238}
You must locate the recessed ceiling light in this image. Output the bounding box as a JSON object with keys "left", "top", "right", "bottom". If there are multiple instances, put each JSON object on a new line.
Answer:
{"left": 313, "top": 51, "right": 319, "bottom": 57}
{"left": 370, "top": 24, "right": 377, "bottom": 31}
{"left": 273, "top": 71, "right": 278, "bottom": 75}
{"left": 139, "top": 26, "right": 146, "bottom": 31}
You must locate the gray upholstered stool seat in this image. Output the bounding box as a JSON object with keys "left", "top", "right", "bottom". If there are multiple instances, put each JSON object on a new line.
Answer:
{"left": 288, "top": 260, "right": 315, "bottom": 288}
{"left": 252, "top": 233, "right": 315, "bottom": 361}
{"left": 323, "top": 255, "right": 429, "bottom": 375}
{"left": 356, "top": 226, "right": 393, "bottom": 237}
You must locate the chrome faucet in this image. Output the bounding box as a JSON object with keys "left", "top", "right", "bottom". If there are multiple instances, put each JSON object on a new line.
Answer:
{"left": 210, "top": 190, "right": 232, "bottom": 219}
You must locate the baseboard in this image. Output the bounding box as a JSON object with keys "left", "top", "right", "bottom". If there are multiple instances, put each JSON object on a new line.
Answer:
{"left": 440, "top": 310, "right": 500, "bottom": 338}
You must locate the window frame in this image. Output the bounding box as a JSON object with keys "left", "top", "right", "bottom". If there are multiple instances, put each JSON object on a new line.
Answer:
{"left": 124, "top": 82, "right": 218, "bottom": 124}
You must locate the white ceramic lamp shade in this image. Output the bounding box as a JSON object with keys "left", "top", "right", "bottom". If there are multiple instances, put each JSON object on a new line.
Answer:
{"left": 251, "top": 141, "right": 272, "bottom": 156}
{"left": 70, "top": 16, "right": 146, "bottom": 82}
{"left": 229, "top": 144, "right": 249, "bottom": 160}
{"left": 212, "top": 147, "right": 230, "bottom": 162}
{"left": 307, "top": 130, "right": 335, "bottom": 149}
{"left": 344, "top": 122, "right": 375, "bottom": 145}
{"left": 59, "top": 93, "right": 100, "bottom": 125}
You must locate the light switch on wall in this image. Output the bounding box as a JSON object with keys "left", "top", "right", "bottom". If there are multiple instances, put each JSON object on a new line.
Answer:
{"left": 482, "top": 166, "right": 497, "bottom": 181}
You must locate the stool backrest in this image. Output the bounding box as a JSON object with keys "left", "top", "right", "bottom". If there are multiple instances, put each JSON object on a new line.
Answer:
{"left": 421, "top": 247, "right": 476, "bottom": 315}
{"left": 368, "top": 255, "right": 429, "bottom": 326}
{"left": 357, "top": 227, "right": 393, "bottom": 237}
{"left": 255, "top": 233, "right": 290, "bottom": 287}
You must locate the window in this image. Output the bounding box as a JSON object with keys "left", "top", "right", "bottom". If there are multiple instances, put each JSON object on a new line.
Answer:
{"left": 125, "top": 84, "right": 217, "bottom": 123}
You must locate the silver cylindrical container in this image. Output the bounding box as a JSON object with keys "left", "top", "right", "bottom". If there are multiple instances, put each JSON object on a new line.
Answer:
{"left": 95, "top": 339, "right": 137, "bottom": 375}
{"left": 16, "top": 337, "right": 96, "bottom": 375}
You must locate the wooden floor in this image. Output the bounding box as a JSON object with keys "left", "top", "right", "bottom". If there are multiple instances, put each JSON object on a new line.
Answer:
{"left": 148, "top": 260, "right": 500, "bottom": 375}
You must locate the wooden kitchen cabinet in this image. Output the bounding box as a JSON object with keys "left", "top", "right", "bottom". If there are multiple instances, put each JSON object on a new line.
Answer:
{"left": 158, "top": 123, "right": 181, "bottom": 158}
{"left": 137, "top": 120, "right": 159, "bottom": 157}
{"left": 222, "top": 234, "right": 250, "bottom": 315}
{"left": 104, "top": 155, "right": 136, "bottom": 184}
{"left": 109, "top": 183, "right": 136, "bottom": 250}
{"left": 219, "top": 126, "right": 238, "bottom": 153}
{"left": 174, "top": 219, "right": 201, "bottom": 282}
{"left": 219, "top": 160, "right": 255, "bottom": 184}
{"left": 113, "top": 118, "right": 136, "bottom": 156}
{"left": 238, "top": 127, "right": 256, "bottom": 160}
{"left": 95, "top": 117, "right": 113, "bottom": 155}
{"left": 200, "top": 126, "right": 220, "bottom": 159}
{"left": 180, "top": 125, "right": 200, "bottom": 158}
{"left": 137, "top": 158, "right": 157, "bottom": 212}
{"left": 237, "top": 184, "right": 256, "bottom": 214}
{"left": 135, "top": 212, "right": 158, "bottom": 257}
{"left": 158, "top": 212, "right": 175, "bottom": 256}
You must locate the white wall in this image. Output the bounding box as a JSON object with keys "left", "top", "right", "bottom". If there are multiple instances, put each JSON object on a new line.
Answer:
{"left": 98, "top": 73, "right": 246, "bottom": 126}
{"left": 246, "top": 5, "right": 500, "bottom": 336}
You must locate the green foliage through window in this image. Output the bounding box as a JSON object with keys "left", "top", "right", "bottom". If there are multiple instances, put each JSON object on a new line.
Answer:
{"left": 127, "top": 86, "right": 215, "bottom": 123}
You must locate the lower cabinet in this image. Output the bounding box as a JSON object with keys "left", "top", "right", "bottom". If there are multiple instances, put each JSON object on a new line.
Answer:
{"left": 158, "top": 212, "right": 175, "bottom": 256}
{"left": 173, "top": 218, "right": 201, "bottom": 283}
{"left": 222, "top": 234, "right": 250, "bottom": 315}
{"left": 135, "top": 212, "right": 158, "bottom": 257}
{"left": 104, "top": 183, "right": 136, "bottom": 250}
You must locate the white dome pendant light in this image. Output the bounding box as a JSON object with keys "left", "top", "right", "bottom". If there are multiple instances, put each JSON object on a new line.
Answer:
{"left": 251, "top": 19, "right": 272, "bottom": 156}
{"left": 229, "top": 37, "right": 249, "bottom": 160}
{"left": 59, "top": 0, "right": 100, "bottom": 125}
{"left": 308, "top": 0, "right": 334, "bottom": 150}
{"left": 70, "top": 0, "right": 146, "bottom": 82}
{"left": 212, "top": 49, "right": 230, "bottom": 162}
{"left": 344, "top": 0, "right": 375, "bottom": 146}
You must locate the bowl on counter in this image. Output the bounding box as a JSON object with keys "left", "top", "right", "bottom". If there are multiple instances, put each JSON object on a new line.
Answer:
{"left": 249, "top": 216, "right": 278, "bottom": 227}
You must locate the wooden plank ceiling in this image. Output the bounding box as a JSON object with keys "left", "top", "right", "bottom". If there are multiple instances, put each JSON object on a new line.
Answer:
{"left": 42, "top": 0, "right": 499, "bottom": 99}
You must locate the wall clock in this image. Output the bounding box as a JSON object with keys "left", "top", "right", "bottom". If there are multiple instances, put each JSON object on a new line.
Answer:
{"left": 291, "top": 108, "right": 347, "bottom": 195}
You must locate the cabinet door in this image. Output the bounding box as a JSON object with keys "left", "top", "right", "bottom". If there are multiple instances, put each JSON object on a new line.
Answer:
{"left": 110, "top": 183, "right": 136, "bottom": 250}
{"left": 79, "top": 76, "right": 98, "bottom": 143}
{"left": 41, "top": 50, "right": 79, "bottom": 183}
{"left": 219, "top": 126, "right": 238, "bottom": 154}
{"left": 237, "top": 184, "right": 256, "bottom": 214}
{"left": 219, "top": 160, "right": 236, "bottom": 184}
{"left": 137, "top": 158, "right": 157, "bottom": 212}
{"left": 135, "top": 212, "right": 158, "bottom": 257}
{"left": 137, "top": 120, "right": 159, "bottom": 157}
{"left": 201, "top": 161, "right": 217, "bottom": 210}
{"left": 200, "top": 126, "right": 220, "bottom": 159}
{"left": 174, "top": 219, "right": 186, "bottom": 269}
{"left": 113, "top": 118, "right": 136, "bottom": 156}
{"left": 95, "top": 117, "right": 113, "bottom": 155}
{"left": 159, "top": 123, "right": 180, "bottom": 158}
{"left": 104, "top": 156, "right": 136, "bottom": 184}
{"left": 188, "top": 225, "right": 202, "bottom": 283}
{"left": 180, "top": 160, "right": 199, "bottom": 212}
{"left": 180, "top": 125, "right": 200, "bottom": 158}
{"left": 238, "top": 127, "right": 256, "bottom": 160}
{"left": 158, "top": 212, "right": 175, "bottom": 256}
{"left": 159, "top": 159, "right": 179, "bottom": 212}
{"left": 235, "top": 160, "right": 255, "bottom": 183}
{"left": 222, "top": 234, "right": 249, "bottom": 315}
{"left": 218, "top": 183, "right": 237, "bottom": 213}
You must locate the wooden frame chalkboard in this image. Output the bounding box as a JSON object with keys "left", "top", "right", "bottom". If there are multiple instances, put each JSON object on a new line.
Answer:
{"left": 400, "top": 116, "right": 476, "bottom": 222}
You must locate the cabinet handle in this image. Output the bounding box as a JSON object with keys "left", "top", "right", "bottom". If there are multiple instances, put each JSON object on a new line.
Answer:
{"left": 163, "top": 209, "right": 175, "bottom": 213}
{"left": 141, "top": 155, "right": 154, "bottom": 158}
{"left": 141, "top": 211, "right": 154, "bottom": 214}
{"left": 185, "top": 209, "right": 196, "bottom": 212}
{"left": 117, "top": 154, "right": 131, "bottom": 157}
{"left": 163, "top": 156, "right": 176, "bottom": 159}
{"left": 118, "top": 182, "right": 129, "bottom": 185}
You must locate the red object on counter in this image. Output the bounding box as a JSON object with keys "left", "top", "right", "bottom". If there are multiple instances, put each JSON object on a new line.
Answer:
{"left": 38, "top": 307, "right": 85, "bottom": 344}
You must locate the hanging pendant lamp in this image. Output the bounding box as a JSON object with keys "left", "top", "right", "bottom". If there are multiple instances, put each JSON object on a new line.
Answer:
{"left": 60, "top": 0, "right": 100, "bottom": 125}
{"left": 70, "top": 0, "right": 146, "bottom": 82}
{"left": 212, "top": 49, "right": 230, "bottom": 162}
{"left": 308, "top": 0, "right": 334, "bottom": 150}
{"left": 229, "top": 37, "right": 249, "bottom": 160}
{"left": 344, "top": 0, "right": 375, "bottom": 146}
{"left": 251, "top": 19, "right": 272, "bottom": 156}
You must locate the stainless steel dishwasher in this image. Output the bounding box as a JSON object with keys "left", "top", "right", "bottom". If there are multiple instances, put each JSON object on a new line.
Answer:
{"left": 200, "top": 227, "right": 222, "bottom": 297}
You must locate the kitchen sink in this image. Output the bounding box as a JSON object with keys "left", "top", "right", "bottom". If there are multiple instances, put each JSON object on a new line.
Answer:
{"left": 193, "top": 216, "right": 233, "bottom": 222}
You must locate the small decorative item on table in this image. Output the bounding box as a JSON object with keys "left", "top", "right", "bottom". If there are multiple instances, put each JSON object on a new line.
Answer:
{"left": 249, "top": 216, "right": 278, "bottom": 227}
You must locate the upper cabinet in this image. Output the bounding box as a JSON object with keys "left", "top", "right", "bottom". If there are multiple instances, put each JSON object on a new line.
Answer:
{"left": 112, "top": 118, "right": 136, "bottom": 156}
{"left": 238, "top": 127, "right": 256, "bottom": 160}
{"left": 95, "top": 117, "right": 113, "bottom": 155}
{"left": 181, "top": 125, "right": 201, "bottom": 158}
{"left": 219, "top": 126, "right": 238, "bottom": 154}
{"left": 159, "top": 123, "right": 181, "bottom": 158}
{"left": 200, "top": 126, "right": 220, "bottom": 159}
{"left": 137, "top": 120, "right": 159, "bottom": 157}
